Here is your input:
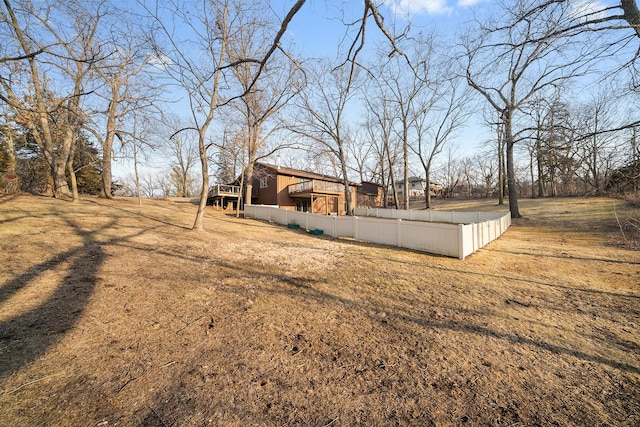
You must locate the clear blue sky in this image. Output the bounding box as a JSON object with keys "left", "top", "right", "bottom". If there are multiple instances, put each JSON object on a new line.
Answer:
{"left": 272, "top": 0, "right": 484, "bottom": 58}
{"left": 113, "top": 0, "right": 628, "bottom": 183}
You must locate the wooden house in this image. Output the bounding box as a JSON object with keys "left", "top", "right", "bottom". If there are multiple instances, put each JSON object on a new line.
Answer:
{"left": 357, "top": 181, "right": 384, "bottom": 208}
{"left": 248, "top": 162, "right": 358, "bottom": 215}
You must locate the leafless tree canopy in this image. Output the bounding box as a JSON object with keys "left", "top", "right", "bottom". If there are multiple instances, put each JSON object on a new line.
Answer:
{"left": 1, "top": 0, "right": 639, "bottom": 219}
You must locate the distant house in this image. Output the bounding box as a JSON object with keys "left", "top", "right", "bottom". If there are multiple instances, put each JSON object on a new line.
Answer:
{"left": 357, "top": 181, "right": 384, "bottom": 208}
{"left": 209, "top": 162, "right": 359, "bottom": 216}
{"left": 396, "top": 176, "right": 427, "bottom": 198}
{"left": 395, "top": 177, "right": 445, "bottom": 198}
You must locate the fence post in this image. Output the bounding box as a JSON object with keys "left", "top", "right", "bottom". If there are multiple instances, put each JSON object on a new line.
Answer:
{"left": 397, "top": 218, "right": 402, "bottom": 248}
{"left": 332, "top": 216, "right": 337, "bottom": 238}
{"left": 458, "top": 223, "right": 465, "bottom": 260}
{"left": 305, "top": 212, "right": 309, "bottom": 230}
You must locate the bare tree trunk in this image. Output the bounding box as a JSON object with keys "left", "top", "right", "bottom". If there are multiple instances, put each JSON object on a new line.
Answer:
{"left": 621, "top": 0, "right": 640, "bottom": 38}
{"left": 244, "top": 155, "right": 255, "bottom": 207}
{"left": 50, "top": 140, "right": 73, "bottom": 199}
{"left": 529, "top": 148, "right": 535, "bottom": 198}
{"left": 133, "top": 139, "right": 142, "bottom": 206}
{"left": 193, "top": 130, "right": 210, "bottom": 231}
{"left": 101, "top": 141, "right": 114, "bottom": 198}
{"left": 536, "top": 137, "right": 545, "bottom": 197}
{"left": 425, "top": 175, "right": 432, "bottom": 209}
{"left": 236, "top": 164, "right": 245, "bottom": 218}
{"left": 403, "top": 127, "right": 409, "bottom": 210}
{"left": 385, "top": 144, "right": 398, "bottom": 208}
{"left": 388, "top": 168, "right": 399, "bottom": 208}
{"left": 504, "top": 112, "right": 520, "bottom": 218}
{"left": 498, "top": 134, "right": 505, "bottom": 205}
{"left": 67, "top": 144, "right": 79, "bottom": 203}
{"left": 338, "top": 150, "right": 352, "bottom": 215}
{"left": 5, "top": 128, "right": 16, "bottom": 175}
{"left": 100, "top": 99, "right": 117, "bottom": 199}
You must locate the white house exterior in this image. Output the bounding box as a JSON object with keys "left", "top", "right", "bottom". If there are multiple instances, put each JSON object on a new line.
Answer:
{"left": 395, "top": 177, "right": 427, "bottom": 198}
{"left": 395, "top": 177, "right": 446, "bottom": 199}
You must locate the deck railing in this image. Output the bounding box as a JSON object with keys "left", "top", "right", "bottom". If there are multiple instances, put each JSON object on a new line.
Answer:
{"left": 288, "top": 179, "right": 345, "bottom": 195}
{"left": 208, "top": 184, "right": 241, "bottom": 198}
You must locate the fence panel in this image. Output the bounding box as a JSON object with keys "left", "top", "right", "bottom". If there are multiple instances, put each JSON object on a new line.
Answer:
{"left": 356, "top": 217, "right": 400, "bottom": 246}
{"left": 460, "top": 224, "right": 475, "bottom": 259}
{"left": 401, "top": 221, "right": 461, "bottom": 258}
{"left": 307, "top": 215, "right": 335, "bottom": 235}
{"left": 244, "top": 205, "right": 510, "bottom": 260}
{"left": 334, "top": 216, "right": 355, "bottom": 238}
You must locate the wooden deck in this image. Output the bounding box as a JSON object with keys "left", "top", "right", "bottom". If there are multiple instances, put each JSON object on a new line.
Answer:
{"left": 208, "top": 184, "right": 241, "bottom": 199}
{"left": 288, "top": 180, "right": 344, "bottom": 196}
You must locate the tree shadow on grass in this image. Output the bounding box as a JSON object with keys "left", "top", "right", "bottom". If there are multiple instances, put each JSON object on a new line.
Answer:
{"left": 0, "top": 214, "right": 153, "bottom": 381}
{"left": 138, "top": 256, "right": 638, "bottom": 426}
{"left": 486, "top": 247, "right": 640, "bottom": 265}
{"left": 211, "top": 259, "right": 640, "bottom": 375}
{"left": 84, "top": 198, "right": 192, "bottom": 230}
{"left": 0, "top": 244, "right": 105, "bottom": 380}
{"left": 0, "top": 194, "right": 20, "bottom": 205}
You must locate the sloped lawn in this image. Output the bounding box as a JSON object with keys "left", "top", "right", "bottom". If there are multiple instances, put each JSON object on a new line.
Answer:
{"left": 0, "top": 194, "right": 638, "bottom": 425}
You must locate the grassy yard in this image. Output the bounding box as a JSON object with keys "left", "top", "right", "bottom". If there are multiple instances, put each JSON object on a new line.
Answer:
{"left": 0, "top": 194, "right": 638, "bottom": 426}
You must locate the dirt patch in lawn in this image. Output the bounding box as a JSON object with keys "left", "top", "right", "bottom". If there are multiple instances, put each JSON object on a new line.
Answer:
{"left": 0, "top": 194, "right": 638, "bottom": 426}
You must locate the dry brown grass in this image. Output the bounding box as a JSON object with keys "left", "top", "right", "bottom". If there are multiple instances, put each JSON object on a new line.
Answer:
{"left": 0, "top": 194, "right": 638, "bottom": 426}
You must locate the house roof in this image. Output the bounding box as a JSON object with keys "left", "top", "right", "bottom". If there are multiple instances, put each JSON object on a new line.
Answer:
{"left": 396, "top": 177, "right": 443, "bottom": 186}
{"left": 397, "top": 176, "right": 425, "bottom": 184}
{"left": 257, "top": 162, "right": 359, "bottom": 186}
{"left": 358, "top": 181, "right": 383, "bottom": 195}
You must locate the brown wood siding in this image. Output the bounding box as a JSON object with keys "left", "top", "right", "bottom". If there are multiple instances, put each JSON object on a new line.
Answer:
{"left": 252, "top": 166, "right": 278, "bottom": 205}
{"left": 276, "top": 175, "right": 299, "bottom": 208}
{"left": 249, "top": 163, "right": 358, "bottom": 214}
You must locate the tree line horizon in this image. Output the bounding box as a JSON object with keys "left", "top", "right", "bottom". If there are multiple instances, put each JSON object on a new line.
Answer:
{"left": 1, "top": 0, "right": 639, "bottom": 229}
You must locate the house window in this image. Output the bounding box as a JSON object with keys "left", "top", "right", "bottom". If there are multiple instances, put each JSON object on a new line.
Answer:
{"left": 259, "top": 177, "right": 268, "bottom": 189}
{"left": 296, "top": 199, "right": 311, "bottom": 212}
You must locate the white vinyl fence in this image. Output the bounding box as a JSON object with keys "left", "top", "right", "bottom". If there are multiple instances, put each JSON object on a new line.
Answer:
{"left": 244, "top": 205, "right": 511, "bottom": 260}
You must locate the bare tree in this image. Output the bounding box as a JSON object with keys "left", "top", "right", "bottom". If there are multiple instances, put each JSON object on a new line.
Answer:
{"left": 223, "top": 2, "right": 303, "bottom": 206}
{"left": 439, "top": 145, "right": 463, "bottom": 198}
{"left": 139, "top": 172, "right": 160, "bottom": 198}
{"left": 120, "top": 110, "right": 157, "bottom": 205}
{"left": 89, "top": 16, "right": 158, "bottom": 200}
{"left": 373, "top": 43, "right": 430, "bottom": 210}
{"left": 212, "top": 128, "right": 245, "bottom": 185}
{"left": 1, "top": 0, "right": 102, "bottom": 199}
{"left": 513, "top": 1, "right": 640, "bottom": 47}
{"left": 348, "top": 127, "right": 374, "bottom": 184}
{"left": 143, "top": 0, "right": 237, "bottom": 230}
{"left": 463, "top": 0, "right": 596, "bottom": 217}
{"left": 362, "top": 86, "right": 402, "bottom": 208}
{"left": 162, "top": 117, "right": 198, "bottom": 197}
{"left": 290, "top": 60, "right": 358, "bottom": 215}
{"left": 412, "top": 69, "right": 472, "bottom": 209}
{"left": 474, "top": 152, "right": 497, "bottom": 198}
{"left": 575, "top": 89, "right": 621, "bottom": 194}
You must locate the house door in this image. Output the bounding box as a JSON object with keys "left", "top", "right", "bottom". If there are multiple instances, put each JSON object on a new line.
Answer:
{"left": 296, "top": 199, "right": 311, "bottom": 212}
{"left": 328, "top": 196, "right": 338, "bottom": 214}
